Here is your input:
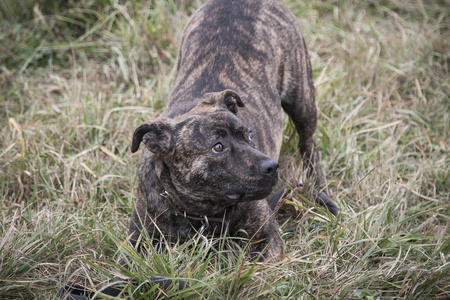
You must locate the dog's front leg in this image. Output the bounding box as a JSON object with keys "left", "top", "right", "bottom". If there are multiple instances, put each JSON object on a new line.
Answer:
{"left": 231, "top": 201, "right": 282, "bottom": 262}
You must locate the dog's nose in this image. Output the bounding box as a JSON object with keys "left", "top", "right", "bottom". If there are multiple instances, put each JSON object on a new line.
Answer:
{"left": 260, "top": 158, "right": 279, "bottom": 176}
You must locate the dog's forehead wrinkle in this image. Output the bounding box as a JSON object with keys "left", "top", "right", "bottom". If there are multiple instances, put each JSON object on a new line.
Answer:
{"left": 173, "top": 111, "right": 248, "bottom": 142}
{"left": 172, "top": 117, "right": 204, "bottom": 143}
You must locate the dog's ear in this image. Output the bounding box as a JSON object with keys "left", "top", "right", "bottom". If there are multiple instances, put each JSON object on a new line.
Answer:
{"left": 201, "top": 89, "right": 245, "bottom": 114}
{"left": 221, "top": 90, "right": 245, "bottom": 114}
{"left": 131, "top": 120, "right": 172, "bottom": 154}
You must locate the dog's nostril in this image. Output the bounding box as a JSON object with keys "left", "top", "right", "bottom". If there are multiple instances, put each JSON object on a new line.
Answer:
{"left": 260, "top": 159, "right": 279, "bottom": 175}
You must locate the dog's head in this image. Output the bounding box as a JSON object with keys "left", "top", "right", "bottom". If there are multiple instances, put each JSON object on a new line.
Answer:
{"left": 131, "top": 90, "right": 278, "bottom": 214}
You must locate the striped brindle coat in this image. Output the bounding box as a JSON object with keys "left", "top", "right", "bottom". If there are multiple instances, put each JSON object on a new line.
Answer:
{"left": 129, "top": 0, "right": 338, "bottom": 260}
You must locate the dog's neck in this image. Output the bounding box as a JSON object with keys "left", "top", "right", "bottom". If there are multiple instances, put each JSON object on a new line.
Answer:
{"left": 155, "top": 161, "right": 229, "bottom": 234}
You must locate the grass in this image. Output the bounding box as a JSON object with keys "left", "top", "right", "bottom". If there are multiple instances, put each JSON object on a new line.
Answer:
{"left": 1, "top": 0, "right": 449, "bottom": 298}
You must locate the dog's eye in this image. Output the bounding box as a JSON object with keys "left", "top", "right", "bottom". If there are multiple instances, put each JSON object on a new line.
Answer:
{"left": 248, "top": 131, "right": 253, "bottom": 142}
{"left": 212, "top": 142, "right": 225, "bottom": 153}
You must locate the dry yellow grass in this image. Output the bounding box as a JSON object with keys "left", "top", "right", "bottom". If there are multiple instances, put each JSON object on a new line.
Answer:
{"left": 1, "top": 0, "right": 448, "bottom": 298}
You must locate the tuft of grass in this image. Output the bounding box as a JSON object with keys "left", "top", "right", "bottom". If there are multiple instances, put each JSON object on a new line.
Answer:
{"left": 1, "top": 0, "right": 449, "bottom": 299}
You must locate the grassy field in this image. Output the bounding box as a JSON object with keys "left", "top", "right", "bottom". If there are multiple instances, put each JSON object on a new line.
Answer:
{"left": 1, "top": 0, "right": 449, "bottom": 299}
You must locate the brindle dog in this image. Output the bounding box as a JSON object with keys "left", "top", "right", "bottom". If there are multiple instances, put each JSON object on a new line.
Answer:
{"left": 129, "top": 0, "right": 338, "bottom": 260}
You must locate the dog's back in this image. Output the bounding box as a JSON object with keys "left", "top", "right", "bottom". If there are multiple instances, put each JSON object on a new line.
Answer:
{"left": 166, "top": 0, "right": 313, "bottom": 160}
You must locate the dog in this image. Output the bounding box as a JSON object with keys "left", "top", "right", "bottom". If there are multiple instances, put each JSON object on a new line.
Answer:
{"left": 129, "top": 0, "right": 338, "bottom": 261}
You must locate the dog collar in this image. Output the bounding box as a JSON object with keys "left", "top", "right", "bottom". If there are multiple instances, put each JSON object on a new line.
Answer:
{"left": 159, "top": 188, "right": 229, "bottom": 234}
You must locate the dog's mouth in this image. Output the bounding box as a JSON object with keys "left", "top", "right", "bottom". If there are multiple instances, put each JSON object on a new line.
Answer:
{"left": 225, "top": 189, "right": 272, "bottom": 202}
{"left": 226, "top": 193, "right": 244, "bottom": 200}
{"left": 224, "top": 176, "right": 278, "bottom": 202}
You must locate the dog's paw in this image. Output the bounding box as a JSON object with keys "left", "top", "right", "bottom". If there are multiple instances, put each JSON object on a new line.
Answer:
{"left": 312, "top": 188, "right": 339, "bottom": 216}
